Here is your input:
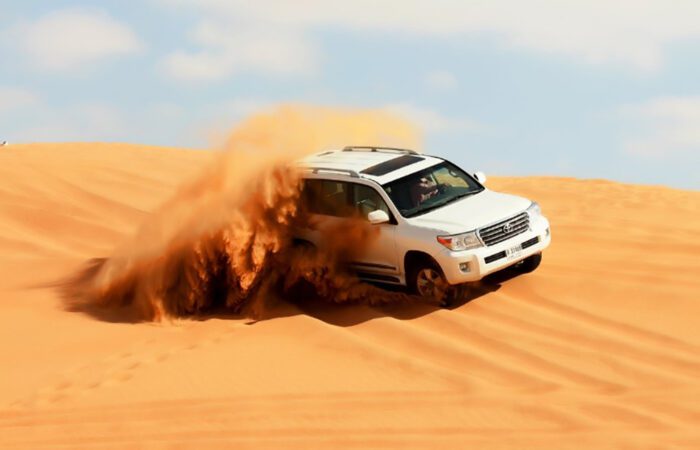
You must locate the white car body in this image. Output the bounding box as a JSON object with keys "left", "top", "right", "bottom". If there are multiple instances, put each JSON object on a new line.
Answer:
{"left": 297, "top": 147, "right": 551, "bottom": 289}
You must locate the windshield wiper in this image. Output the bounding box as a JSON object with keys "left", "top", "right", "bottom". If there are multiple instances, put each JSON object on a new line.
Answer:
{"left": 449, "top": 190, "right": 480, "bottom": 202}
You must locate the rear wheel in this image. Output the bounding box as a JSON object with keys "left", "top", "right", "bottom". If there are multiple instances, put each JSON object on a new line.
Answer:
{"left": 410, "top": 261, "right": 451, "bottom": 307}
{"left": 517, "top": 253, "right": 542, "bottom": 273}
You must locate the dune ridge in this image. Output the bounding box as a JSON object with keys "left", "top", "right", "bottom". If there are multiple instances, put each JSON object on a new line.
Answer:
{"left": 0, "top": 139, "right": 698, "bottom": 449}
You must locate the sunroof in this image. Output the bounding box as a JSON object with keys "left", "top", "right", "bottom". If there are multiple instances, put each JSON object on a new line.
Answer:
{"left": 360, "top": 155, "right": 425, "bottom": 176}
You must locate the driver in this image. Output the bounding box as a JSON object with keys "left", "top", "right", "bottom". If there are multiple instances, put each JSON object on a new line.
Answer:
{"left": 411, "top": 176, "right": 440, "bottom": 206}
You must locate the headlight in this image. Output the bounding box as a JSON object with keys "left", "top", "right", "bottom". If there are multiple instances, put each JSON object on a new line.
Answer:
{"left": 437, "top": 231, "right": 482, "bottom": 251}
{"left": 526, "top": 201, "right": 541, "bottom": 218}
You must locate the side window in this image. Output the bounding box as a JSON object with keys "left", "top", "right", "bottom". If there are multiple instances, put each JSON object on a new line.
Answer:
{"left": 301, "top": 179, "right": 352, "bottom": 217}
{"left": 352, "top": 183, "right": 391, "bottom": 218}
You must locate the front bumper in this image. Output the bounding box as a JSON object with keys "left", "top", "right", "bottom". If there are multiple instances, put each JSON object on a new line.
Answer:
{"left": 437, "top": 215, "right": 551, "bottom": 284}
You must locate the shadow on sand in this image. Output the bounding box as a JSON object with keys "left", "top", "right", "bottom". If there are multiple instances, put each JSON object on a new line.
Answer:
{"left": 288, "top": 265, "right": 524, "bottom": 327}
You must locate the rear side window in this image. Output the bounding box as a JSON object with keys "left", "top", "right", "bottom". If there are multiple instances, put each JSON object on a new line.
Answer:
{"left": 301, "top": 179, "right": 353, "bottom": 217}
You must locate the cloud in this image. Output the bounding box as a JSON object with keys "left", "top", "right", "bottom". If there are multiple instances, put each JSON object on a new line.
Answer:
{"left": 162, "top": 21, "right": 317, "bottom": 81}
{"left": 620, "top": 96, "right": 700, "bottom": 157}
{"left": 384, "top": 103, "right": 479, "bottom": 134}
{"left": 157, "top": 0, "right": 700, "bottom": 72}
{"left": 0, "top": 87, "right": 40, "bottom": 115}
{"left": 425, "top": 70, "right": 458, "bottom": 91}
{"left": 9, "top": 8, "right": 142, "bottom": 72}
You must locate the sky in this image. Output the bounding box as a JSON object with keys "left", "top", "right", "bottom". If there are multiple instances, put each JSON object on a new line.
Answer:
{"left": 1, "top": 1, "right": 699, "bottom": 189}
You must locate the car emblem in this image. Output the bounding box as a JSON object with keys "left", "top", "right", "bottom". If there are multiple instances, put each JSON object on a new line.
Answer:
{"left": 503, "top": 222, "right": 512, "bottom": 233}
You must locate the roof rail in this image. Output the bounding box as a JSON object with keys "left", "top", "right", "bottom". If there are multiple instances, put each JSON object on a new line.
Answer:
{"left": 342, "top": 146, "right": 419, "bottom": 155}
{"left": 301, "top": 166, "right": 360, "bottom": 178}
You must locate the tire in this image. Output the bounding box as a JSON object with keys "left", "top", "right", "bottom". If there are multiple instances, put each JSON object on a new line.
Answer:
{"left": 517, "top": 253, "right": 542, "bottom": 273}
{"left": 409, "top": 260, "right": 452, "bottom": 307}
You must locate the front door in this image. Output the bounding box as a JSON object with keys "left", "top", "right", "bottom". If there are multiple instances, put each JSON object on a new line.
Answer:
{"left": 348, "top": 183, "right": 399, "bottom": 280}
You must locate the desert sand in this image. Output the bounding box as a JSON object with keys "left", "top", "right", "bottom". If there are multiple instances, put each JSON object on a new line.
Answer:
{"left": 0, "top": 142, "right": 699, "bottom": 449}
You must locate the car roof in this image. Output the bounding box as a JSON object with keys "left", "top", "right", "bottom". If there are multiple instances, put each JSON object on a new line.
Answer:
{"left": 297, "top": 147, "right": 444, "bottom": 185}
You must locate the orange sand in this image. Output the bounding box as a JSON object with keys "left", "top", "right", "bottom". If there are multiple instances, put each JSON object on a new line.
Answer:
{"left": 0, "top": 143, "right": 698, "bottom": 449}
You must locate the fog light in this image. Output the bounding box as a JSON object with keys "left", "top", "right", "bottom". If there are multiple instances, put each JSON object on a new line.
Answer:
{"left": 459, "top": 262, "right": 470, "bottom": 273}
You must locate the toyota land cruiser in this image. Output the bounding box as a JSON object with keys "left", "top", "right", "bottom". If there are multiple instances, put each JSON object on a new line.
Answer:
{"left": 296, "top": 146, "right": 551, "bottom": 303}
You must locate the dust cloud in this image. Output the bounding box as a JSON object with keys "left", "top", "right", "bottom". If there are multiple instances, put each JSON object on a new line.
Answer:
{"left": 64, "top": 106, "right": 423, "bottom": 320}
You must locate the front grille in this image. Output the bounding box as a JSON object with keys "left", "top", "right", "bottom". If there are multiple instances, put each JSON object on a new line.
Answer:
{"left": 478, "top": 212, "right": 529, "bottom": 246}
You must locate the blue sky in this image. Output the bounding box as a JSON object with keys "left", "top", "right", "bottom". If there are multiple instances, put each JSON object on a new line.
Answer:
{"left": 1, "top": 1, "right": 698, "bottom": 189}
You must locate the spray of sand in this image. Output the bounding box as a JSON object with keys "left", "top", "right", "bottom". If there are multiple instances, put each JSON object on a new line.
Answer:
{"left": 64, "top": 105, "right": 424, "bottom": 320}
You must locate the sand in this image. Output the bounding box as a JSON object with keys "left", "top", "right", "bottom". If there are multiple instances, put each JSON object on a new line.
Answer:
{"left": 0, "top": 142, "right": 698, "bottom": 449}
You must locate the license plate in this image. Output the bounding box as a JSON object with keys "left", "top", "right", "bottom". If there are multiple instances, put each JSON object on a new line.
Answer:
{"left": 506, "top": 245, "right": 522, "bottom": 260}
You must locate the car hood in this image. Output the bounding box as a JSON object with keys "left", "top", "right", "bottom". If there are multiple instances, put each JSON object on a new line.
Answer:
{"left": 405, "top": 189, "right": 531, "bottom": 234}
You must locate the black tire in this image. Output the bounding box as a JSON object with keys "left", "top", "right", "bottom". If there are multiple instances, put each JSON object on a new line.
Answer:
{"left": 517, "top": 253, "right": 542, "bottom": 273}
{"left": 408, "top": 260, "right": 452, "bottom": 307}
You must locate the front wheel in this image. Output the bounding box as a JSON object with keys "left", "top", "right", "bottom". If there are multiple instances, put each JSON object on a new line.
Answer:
{"left": 410, "top": 262, "right": 452, "bottom": 307}
{"left": 516, "top": 253, "right": 542, "bottom": 273}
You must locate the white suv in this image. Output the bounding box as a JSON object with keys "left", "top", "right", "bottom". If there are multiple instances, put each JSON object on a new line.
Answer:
{"left": 296, "top": 146, "right": 551, "bottom": 304}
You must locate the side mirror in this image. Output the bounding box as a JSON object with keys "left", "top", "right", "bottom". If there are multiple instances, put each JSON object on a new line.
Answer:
{"left": 367, "top": 209, "right": 390, "bottom": 225}
{"left": 473, "top": 171, "right": 487, "bottom": 184}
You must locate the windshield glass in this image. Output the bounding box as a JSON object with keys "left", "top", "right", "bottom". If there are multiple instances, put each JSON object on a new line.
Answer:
{"left": 382, "top": 162, "right": 484, "bottom": 218}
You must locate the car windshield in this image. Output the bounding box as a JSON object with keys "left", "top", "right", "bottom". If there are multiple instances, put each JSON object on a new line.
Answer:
{"left": 382, "top": 162, "right": 484, "bottom": 218}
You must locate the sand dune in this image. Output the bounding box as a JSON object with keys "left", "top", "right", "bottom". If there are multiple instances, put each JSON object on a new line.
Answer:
{"left": 1, "top": 142, "right": 699, "bottom": 449}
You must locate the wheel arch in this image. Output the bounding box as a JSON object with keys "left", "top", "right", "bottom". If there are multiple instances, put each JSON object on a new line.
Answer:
{"left": 404, "top": 250, "right": 441, "bottom": 280}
